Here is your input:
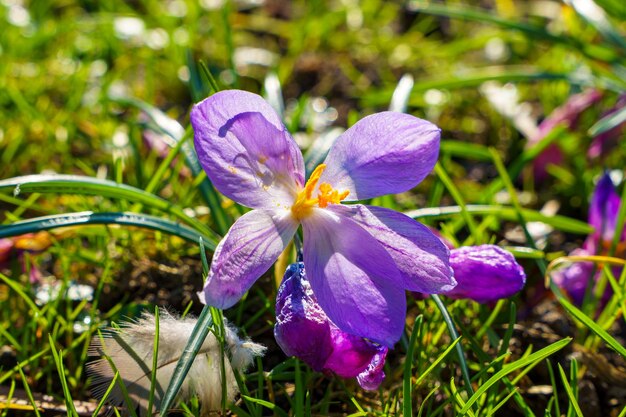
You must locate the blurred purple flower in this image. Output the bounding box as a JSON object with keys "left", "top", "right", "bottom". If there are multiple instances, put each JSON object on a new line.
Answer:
{"left": 0, "top": 233, "right": 51, "bottom": 284}
{"left": 274, "top": 263, "right": 388, "bottom": 390}
{"left": 191, "top": 90, "right": 455, "bottom": 346}
{"left": 529, "top": 89, "right": 602, "bottom": 181}
{"left": 443, "top": 245, "right": 526, "bottom": 303}
{"left": 553, "top": 172, "right": 624, "bottom": 304}
{"left": 588, "top": 95, "right": 626, "bottom": 159}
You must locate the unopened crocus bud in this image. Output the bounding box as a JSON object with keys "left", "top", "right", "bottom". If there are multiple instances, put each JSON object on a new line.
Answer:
{"left": 274, "top": 263, "right": 387, "bottom": 390}
{"left": 444, "top": 245, "right": 526, "bottom": 303}
{"left": 274, "top": 263, "right": 333, "bottom": 371}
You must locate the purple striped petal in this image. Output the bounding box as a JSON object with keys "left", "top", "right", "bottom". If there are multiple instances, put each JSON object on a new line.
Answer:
{"left": 191, "top": 90, "right": 305, "bottom": 209}
{"left": 445, "top": 245, "right": 526, "bottom": 303}
{"left": 329, "top": 204, "right": 455, "bottom": 293}
{"left": 319, "top": 112, "right": 440, "bottom": 200}
{"left": 203, "top": 209, "right": 297, "bottom": 308}
{"left": 301, "top": 210, "right": 406, "bottom": 347}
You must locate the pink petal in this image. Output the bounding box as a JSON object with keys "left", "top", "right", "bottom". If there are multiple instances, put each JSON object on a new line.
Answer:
{"left": 301, "top": 209, "right": 406, "bottom": 347}
{"left": 319, "top": 112, "right": 440, "bottom": 200}
{"left": 191, "top": 90, "right": 305, "bottom": 209}
{"left": 329, "top": 204, "right": 455, "bottom": 293}
{"left": 203, "top": 209, "right": 298, "bottom": 308}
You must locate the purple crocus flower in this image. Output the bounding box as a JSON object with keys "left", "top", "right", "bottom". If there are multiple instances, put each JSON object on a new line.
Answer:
{"left": 191, "top": 90, "right": 455, "bottom": 346}
{"left": 588, "top": 95, "right": 626, "bottom": 159}
{"left": 529, "top": 89, "right": 602, "bottom": 181}
{"left": 553, "top": 172, "right": 624, "bottom": 304}
{"left": 443, "top": 245, "right": 526, "bottom": 303}
{"left": 275, "top": 263, "right": 388, "bottom": 390}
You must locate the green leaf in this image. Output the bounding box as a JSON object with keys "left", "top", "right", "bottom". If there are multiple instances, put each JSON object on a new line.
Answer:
{"left": 159, "top": 305, "right": 214, "bottom": 417}
{"left": 458, "top": 338, "right": 571, "bottom": 415}
{"left": 406, "top": 205, "right": 593, "bottom": 235}
{"left": 551, "top": 283, "right": 626, "bottom": 358}
{"left": 0, "top": 211, "right": 216, "bottom": 250}
{"left": 589, "top": 105, "right": 626, "bottom": 136}
{"left": 0, "top": 174, "right": 220, "bottom": 242}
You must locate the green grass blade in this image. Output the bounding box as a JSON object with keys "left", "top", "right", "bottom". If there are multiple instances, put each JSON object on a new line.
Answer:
{"left": 406, "top": 204, "right": 593, "bottom": 235}
{"left": 403, "top": 315, "right": 423, "bottom": 416}
{"left": 146, "top": 307, "right": 160, "bottom": 417}
{"left": 414, "top": 336, "right": 462, "bottom": 387}
{"left": 431, "top": 295, "right": 474, "bottom": 396}
{"left": 16, "top": 366, "right": 41, "bottom": 417}
{"left": 0, "top": 211, "right": 217, "bottom": 250}
{"left": 557, "top": 363, "right": 584, "bottom": 417}
{"left": 240, "top": 396, "right": 289, "bottom": 417}
{"left": 589, "top": 105, "right": 626, "bottom": 136}
{"left": 0, "top": 174, "right": 219, "bottom": 240}
{"left": 48, "top": 335, "right": 78, "bottom": 417}
{"left": 458, "top": 338, "right": 571, "bottom": 415}
{"left": 550, "top": 282, "right": 626, "bottom": 358}
{"left": 159, "top": 305, "right": 214, "bottom": 417}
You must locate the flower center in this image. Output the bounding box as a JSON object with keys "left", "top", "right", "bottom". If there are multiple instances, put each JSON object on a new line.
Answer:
{"left": 291, "top": 164, "right": 349, "bottom": 221}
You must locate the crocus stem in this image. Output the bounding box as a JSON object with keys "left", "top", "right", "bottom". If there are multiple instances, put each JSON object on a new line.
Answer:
{"left": 431, "top": 294, "right": 474, "bottom": 396}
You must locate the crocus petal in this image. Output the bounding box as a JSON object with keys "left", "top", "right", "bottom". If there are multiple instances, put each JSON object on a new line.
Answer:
{"left": 329, "top": 204, "right": 456, "bottom": 294}
{"left": 274, "top": 263, "right": 333, "bottom": 371}
{"left": 356, "top": 348, "right": 388, "bottom": 391}
{"left": 444, "top": 245, "right": 526, "bottom": 303}
{"left": 588, "top": 172, "right": 621, "bottom": 244}
{"left": 203, "top": 209, "right": 297, "bottom": 308}
{"left": 552, "top": 248, "right": 596, "bottom": 306}
{"left": 301, "top": 210, "right": 406, "bottom": 346}
{"left": 319, "top": 112, "right": 440, "bottom": 200}
{"left": 191, "top": 90, "right": 305, "bottom": 209}
{"left": 323, "top": 324, "right": 387, "bottom": 379}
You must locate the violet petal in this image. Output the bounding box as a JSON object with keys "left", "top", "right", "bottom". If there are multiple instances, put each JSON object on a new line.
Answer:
{"left": 445, "top": 245, "right": 526, "bottom": 303}
{"left": 301, "top": 209, "right": 406, "bottom": 347}
{"left": 329, "top": 204, "right": 456, "bottom": 293}
{"left": 203, "top": 209, "right": 298, "bottom": 308}
{"left": 319, "top": 112, "right": 440, "bottom": 200}
{"left": 191, "top": 90, "right": 305, "bottom": 209}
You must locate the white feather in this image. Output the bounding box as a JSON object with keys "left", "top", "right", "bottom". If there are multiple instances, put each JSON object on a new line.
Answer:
{"left": 87, "top": 309, "right": 265, "bottom": 416}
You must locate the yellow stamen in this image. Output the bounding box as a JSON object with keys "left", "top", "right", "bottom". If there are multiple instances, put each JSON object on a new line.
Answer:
{"left": 290, "top": 164, "right": 349, "bottom": 220}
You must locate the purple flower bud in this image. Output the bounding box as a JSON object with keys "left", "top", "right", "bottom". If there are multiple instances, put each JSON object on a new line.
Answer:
{"left": 587, "top": 172, "right": 623, "bottom": 251}
{"left": 551, "top": 248, "right": 595, "bottom": 306}
{"left": 274, "top": 263, "right": 387, "bottom": 390}
{"left": 274, "top": 263, "right": 333, "bottom": 371}
{"left": 444, "top": 245, "right": 526, "bottom": 303}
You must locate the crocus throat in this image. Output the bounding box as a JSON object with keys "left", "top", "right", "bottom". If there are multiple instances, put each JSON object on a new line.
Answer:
{"left": 291, "top": 164, "right": 349, "bottom": 221}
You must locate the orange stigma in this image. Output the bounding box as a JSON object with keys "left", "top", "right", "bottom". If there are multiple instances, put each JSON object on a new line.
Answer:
{"left": 290, "top": 164, "right": 349, "bottom": 220}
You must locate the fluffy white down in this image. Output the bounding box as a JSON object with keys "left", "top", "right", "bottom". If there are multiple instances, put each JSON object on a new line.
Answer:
{"left": 87, "top": 309, "right": 266, "bottom": 416}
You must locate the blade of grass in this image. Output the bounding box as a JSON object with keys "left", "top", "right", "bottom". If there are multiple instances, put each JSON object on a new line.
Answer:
{"left": 434, "top": 163, "right": 482, "bottom": 243}
{"left": 0, "top": 211, "right": 217, "bottom": 249}
{"left": 406, "top": 204, "right": 592, "bottom": 235}
{"left": 431, "top": 295, "right": 474, "bottom": 396}
{"left": 458, "top": 338, "right": 571, "bottom": 415}
{"left": 16, "top": 366, "right": 41, "bottom": 417}
{"left": 558, "top": 363, "right": 584, "bottom": 417}
{"left": 159, "top": 304, "right": 214, "bottom": 417}
{"left": 403, "top": 315, "right": 423, "bottom": 416}
{"left": 0, "top": 174, "right": 218, "bottom": 240}
{"left": 414, "top": 336, "right": 462, "bottom": 387}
